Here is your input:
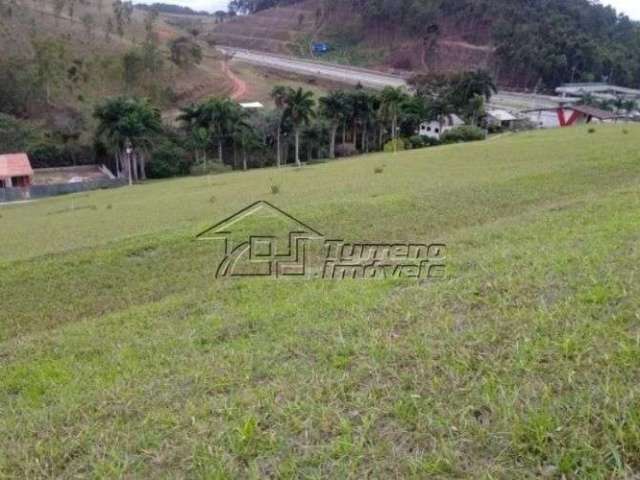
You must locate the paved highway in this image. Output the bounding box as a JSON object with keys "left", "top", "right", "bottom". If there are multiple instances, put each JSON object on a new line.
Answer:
{"left": 218, "top": 46, "right": 565, "bottom": 111}
{"left": 218, "top": 46, "right": 407, "bottom": 90}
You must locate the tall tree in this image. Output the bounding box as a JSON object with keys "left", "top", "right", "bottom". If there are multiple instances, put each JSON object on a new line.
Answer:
{"left": 168, "top": 37, "right": 202, "bottom": 70}
{"left": 379, "top": 87, "right": 407, "bottom": 153}
{"left": 178, "top": 104, "right": 210, "bottom": 166}
{"left": 180, "top": 98, "right": 248, "bottom": 165}
{"left": 32, "top": 38, "right": 67, "bottom": 105}
{"left": 283, "top": 87, "right": 315, "bottom": 167}
{"left": 271, "top": 85, "right": 288, "bottom": 167}
{"left": 319, "top": 90, "right": 346, "bottom": 159}
{"left": 352, "top": 90, "right": 376, "bottom": 152}
{"left": 94, "top": 97, "right": 161, "bottom": 183}
{"left": 233, "top": 122, "right": 263, "bottom": 170}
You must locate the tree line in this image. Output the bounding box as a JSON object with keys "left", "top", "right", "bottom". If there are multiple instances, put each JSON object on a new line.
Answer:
{"left": 93, "top": 71, "right": 496, "bottom": 180}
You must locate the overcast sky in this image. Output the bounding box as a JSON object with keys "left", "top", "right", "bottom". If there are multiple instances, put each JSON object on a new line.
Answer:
{"left": 138, "top": 0, "right": 640, "bottom": 19}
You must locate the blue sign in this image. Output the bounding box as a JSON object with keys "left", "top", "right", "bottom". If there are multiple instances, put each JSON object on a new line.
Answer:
{"left": 312, "top": 42, "right": 330, "bottom": 54}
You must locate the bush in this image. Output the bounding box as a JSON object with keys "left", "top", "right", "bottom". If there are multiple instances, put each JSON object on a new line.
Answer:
{"left": 440, "top": 126, "right": 486, "bottom": 144}
{"left": 0, "top": 114, "right": 95, "bottom": 168}
{"left": 408, "top": 135, "right": 425, "bottom": 149}
{"left": 28, "top": 142, "right": 94, "bottom": 168}
{"left": 409, "top": 135, "right": 441, "bottom": 149}
{"left": 148, "top": 139, "right": 191, "bottom": 178}
{"left": 383, "top": 138, "right": 408, "bottom": 152}
{"left": 0, "top": 114, "right": 39, "bottom": 153}
{"left": 189, "top": 161, "right": 232, "bottom": 177}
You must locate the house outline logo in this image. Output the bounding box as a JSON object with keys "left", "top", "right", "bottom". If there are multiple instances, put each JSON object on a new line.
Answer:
{"left": 198, "top": 201, "right": 447, "bottom": 280}
{"left": 197, "top": 200, "right": 324, "bottom": 278}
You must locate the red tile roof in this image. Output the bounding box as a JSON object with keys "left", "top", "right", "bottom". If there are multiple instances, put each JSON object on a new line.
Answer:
{"left": 0, "top": 153, "right": 33, "bottom": 179}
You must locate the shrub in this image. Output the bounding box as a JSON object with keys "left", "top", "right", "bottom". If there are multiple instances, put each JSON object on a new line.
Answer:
{"left": 189, "top": 161, "right": 232, "bottom": 177}
{"left": 440, "top": 126, "right": 486, "bottom": 144}
{"left": 374, "top": 166, "right": 385, "bottom": 174}
{"left": 383, "top": 138, "right": 408, "bottom": 152}
{"left": 28, "top": 142, "right": 94, "bottom": 168}
{"left": 271, "top": 184, "right": 280, "bottom": 195}
{"left": 423, "top": 136, "right": 442, "bottom": 147}
{"left": 148, "top": 139, "right": 191, "bottom": 178}
{"left": 408, "top": 135, "right": 425, "bottom": 149}
{"left": 1, "top": 114, "right": 97, "bottom": 168}
{"left": 409, "top": 135, "right": 441, "bottom": 149}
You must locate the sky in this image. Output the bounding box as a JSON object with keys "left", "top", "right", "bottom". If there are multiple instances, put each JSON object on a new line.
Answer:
{"left": 136, "top": 0, "right": 640, "bottom": 19}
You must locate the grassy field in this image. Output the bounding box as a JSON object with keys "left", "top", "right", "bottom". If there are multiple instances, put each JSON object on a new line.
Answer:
{"left": 1, "top": 125, "right": 640, "bottom": 478}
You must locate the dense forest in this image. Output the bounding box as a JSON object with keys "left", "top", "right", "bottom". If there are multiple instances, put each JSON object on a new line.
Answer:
{"left": 229, "top": 0, "right": 640, "bottom": 88}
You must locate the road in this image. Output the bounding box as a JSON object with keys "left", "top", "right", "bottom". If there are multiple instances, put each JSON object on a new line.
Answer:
{"left": 218, "top": 46, "right": 567, "bottom": 111}
{"left": 218, "top": 46, "right": 407, "bottom": 90}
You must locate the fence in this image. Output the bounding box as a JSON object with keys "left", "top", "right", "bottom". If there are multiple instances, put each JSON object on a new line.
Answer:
{"left": 0, "top": 178, "right": 127, "bottom": 203}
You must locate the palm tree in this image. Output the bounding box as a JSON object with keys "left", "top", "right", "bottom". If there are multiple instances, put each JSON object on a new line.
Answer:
{"left": 271, "top": 85, "right": 288, "bottom": 167}
{"left": 379, "top": 87, "right": 407, "bottom": 153}
{"left": 178, "top": 103, "right": 210, "bottom": 166}
{"left": 397, "top": 94, "right": 426, "bottom": 141}
{"left": 233, "top": 123, "right": 262, "bottom": 170}
{"left": 302, "top": 120, "right": 327, "bottom": 161}
{"left": 463, "top": 70, "right": 497, "bottom": 101}
{"left": 94, "top": 96, "right": 161, "bottom": 183}
{"left": 184, "top": 98, "right": 246, "bottom": 165}
{"left": 284, "top": 87, "right": 315, "bottom": 167}
{"left": 353, "top": 90, "right": 376, "bottom": 153}
{"left": 466, "top": 94, "right": 486, "bottom": 126}
{"left": 209, "top": 98, "right": 237, "bottom": 163}
{"left": 319, "top": 90, "right": 346, "bottom": 159}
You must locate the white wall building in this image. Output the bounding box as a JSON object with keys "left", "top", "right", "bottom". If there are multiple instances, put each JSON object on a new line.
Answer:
{"left": 486, "top": 109, "right": 518, "bottom": 128}
{"left": 418, "top": 114, "right": 465, "bottom": 140}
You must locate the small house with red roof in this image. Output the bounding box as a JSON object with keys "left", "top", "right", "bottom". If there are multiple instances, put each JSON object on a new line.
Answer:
{"left": 0, "top": 153, "right": 33, "bottom": 188}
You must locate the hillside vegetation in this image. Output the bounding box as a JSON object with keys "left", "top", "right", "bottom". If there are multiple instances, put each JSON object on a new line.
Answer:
{"left": 221, "top": 0, "right": 640, "bottom": 89}
{"left": 0, "top": 0, "right": 233, "bottom": 166}
{"left": 1, "top": 125, "right": 640, "bottom": 477}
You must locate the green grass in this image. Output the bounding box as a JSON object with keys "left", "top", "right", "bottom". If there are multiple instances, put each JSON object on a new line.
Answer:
{"left": 1, "top": 125, "right": 640, "bottom": 477}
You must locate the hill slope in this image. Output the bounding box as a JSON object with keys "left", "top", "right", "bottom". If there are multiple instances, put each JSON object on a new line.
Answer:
{"left": 206, "top": 0, "right": 322, "bottom": 54}
{"left": 1, "top": 125, "right": 640, "bottom": 477}
{"left": 212, "top": 0, "right": 640, "bottom": 89}
{"left": 0, "top": 0, "right": 232, "bottom": 130}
